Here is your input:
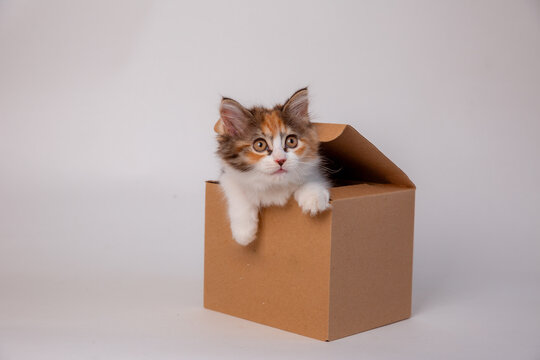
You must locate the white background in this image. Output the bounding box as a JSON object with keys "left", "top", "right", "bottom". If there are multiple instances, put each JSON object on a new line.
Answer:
{"left": 1, "top": 1, "right": 539, "bottom": 359}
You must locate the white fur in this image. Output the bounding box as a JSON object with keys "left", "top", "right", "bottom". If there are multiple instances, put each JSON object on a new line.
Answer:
{"left": 219, "top": 134, "right": 330, "bottom": 246}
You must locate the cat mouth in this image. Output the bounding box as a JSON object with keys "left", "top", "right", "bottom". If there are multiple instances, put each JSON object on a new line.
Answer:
{"left": 272, "top": 168, "right": 287, "bottom": 175}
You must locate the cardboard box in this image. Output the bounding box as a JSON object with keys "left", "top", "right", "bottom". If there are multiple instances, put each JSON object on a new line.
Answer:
{"left": 204, "top": 123, "right": 415, "bottom": 341}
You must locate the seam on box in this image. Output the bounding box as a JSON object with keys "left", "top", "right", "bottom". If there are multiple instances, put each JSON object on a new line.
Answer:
{"left": 331, "top": 187, "right": 415, "bottom": 203}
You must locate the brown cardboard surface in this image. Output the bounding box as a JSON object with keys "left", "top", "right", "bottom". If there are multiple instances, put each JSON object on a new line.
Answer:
{"left": 328, "top": 188, "right": 415, "bottom": 340}
{"left": 204, "top": 181, "right": 333, "bottom": 340}
{"left": 204, "top": 122, "right": 415, "bottom": 341}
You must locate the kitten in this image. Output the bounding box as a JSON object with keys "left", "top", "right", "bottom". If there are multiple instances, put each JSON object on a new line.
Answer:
{"left": 215, "top": 88, "right": 330, "bottom": 246}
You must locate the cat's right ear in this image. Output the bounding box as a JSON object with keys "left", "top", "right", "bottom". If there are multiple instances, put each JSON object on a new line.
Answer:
{"left": 283, "top": 87, "right": 310, "bottom": 126}
{"left": 217, "top": 98, "right": 251, "bottom": 137}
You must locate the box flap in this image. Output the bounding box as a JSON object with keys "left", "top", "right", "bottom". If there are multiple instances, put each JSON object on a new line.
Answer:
{"left": 213, "top": 120, "right": 414, "bottom": 187}
{"left": 314, "top": 123, "right": 415, "bottom": 188}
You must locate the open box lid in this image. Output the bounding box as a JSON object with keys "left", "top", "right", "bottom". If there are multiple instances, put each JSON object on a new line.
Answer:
{"left": 213, "top": 121, "right": 414, "bottom": 188}
{"left": 315, "top": 123, "right": 414, "bottom": 188}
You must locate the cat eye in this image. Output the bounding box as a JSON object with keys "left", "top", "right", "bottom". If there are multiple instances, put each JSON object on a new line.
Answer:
{"left": 285, "top": 135, "right": 298, "bottom": 149}
{"left": 253, "top": 138, "right": 268, "bottom": 152}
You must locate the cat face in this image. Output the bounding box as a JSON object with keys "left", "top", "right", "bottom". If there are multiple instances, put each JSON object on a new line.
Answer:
{"left": 216, "top": 88, "right": 320, "bottom": 183}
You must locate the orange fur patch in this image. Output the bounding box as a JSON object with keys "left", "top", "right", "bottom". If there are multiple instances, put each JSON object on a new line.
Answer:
{"left": 294, "top": 143, "right": 306, "bottom": 157}
{"left": 261, "top": 111, "right": 285, "bottom": 136}
{"left": 296, "top": 134, "right": 319, "bottom": 160}
{"left": 234, "top": 142, "right": 251, "bottom": 152}
{"left": 245, "top": 151, "right": 266, "bottom": 164}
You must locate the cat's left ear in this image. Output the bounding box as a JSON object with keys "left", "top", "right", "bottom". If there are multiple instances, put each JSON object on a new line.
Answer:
{"left": 283, "top": 87, "right": 310, "bottom": 125}
{"left": 218, "top": 98, "right": 252, "bottom": 137}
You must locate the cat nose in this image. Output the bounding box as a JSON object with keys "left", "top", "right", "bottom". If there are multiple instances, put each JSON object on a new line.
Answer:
{"left": 275, "top": 159, "right": 286, "bottom": 166}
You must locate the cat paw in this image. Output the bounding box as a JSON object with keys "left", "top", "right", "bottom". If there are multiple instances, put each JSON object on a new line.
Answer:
{"left": 231, "top": 221, "right": 257, "bottom": 246}
{"left": 295, "top": 185, "right": 330, "bottom": 216}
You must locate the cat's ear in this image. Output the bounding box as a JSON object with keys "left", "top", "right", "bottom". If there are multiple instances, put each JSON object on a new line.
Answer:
{"left": 283, "top": 87, "right": 310, "bottom": 125}
{"left": 218, "top": 98, "right": 252, "bottom": 136}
